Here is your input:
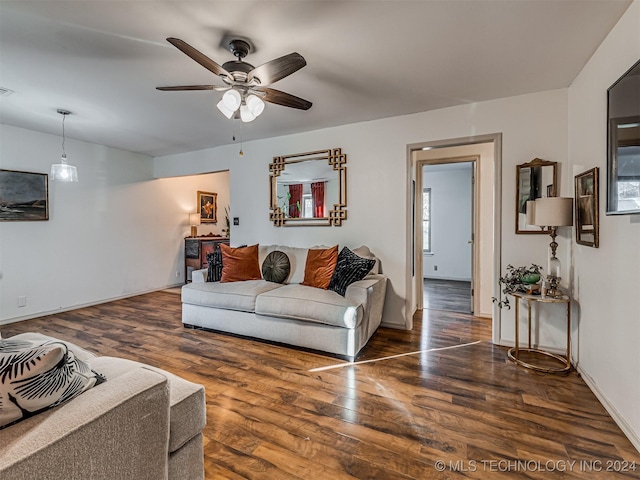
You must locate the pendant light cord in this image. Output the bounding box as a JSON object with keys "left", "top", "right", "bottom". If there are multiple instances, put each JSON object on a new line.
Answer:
{"left": 61, "top": 113, "right": 67, "bottom": 158}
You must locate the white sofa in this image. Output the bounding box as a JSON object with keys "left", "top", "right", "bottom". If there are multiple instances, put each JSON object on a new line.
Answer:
{"left": 0, "top": 332, "right": 206, "bottom": 480}
{"left": 181, "top": 245, "right": 387, "bottom": 359}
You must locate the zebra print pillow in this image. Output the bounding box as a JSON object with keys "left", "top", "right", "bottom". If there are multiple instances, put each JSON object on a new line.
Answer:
{"left": 0, "top": 338, "right": 106, "bottom": 429}
{"left": 328, "top": 247, "right": 376, "bottom": 296}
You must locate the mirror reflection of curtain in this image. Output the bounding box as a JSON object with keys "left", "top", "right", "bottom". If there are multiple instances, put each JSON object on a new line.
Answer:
{"left": 311, "top": 181, "right": 325, "bottom": 218}
{"left": 288, "top": 184, "right": 303, "bottom": 218}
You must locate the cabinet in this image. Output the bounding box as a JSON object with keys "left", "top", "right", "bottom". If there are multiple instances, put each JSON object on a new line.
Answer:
{"left": 184, "top": 237, "right": 229, "bottom": 282}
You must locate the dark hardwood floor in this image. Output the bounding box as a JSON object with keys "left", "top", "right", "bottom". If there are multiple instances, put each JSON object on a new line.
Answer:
{"left": 2, "top": 291, "right": 639, "bottom": 479}
{"left": 424, "top": 278, "right": 472, "bottom": 314}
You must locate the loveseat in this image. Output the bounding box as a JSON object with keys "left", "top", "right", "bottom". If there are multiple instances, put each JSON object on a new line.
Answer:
{"left": 181, "top": 244, "right": 387, "bottom": 359}
{"left": 0, "top": 332, "right": 206, "bottom": 480}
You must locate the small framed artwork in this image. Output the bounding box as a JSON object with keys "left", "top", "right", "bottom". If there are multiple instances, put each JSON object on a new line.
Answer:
{"left": 0, "top": 169, "right": 49, "bottom": 221}
{"left": 197, "top": 191, "right": 217, "bottom": 223}
{"left": 574, "top": 167, "right": 599, "bottom": 248}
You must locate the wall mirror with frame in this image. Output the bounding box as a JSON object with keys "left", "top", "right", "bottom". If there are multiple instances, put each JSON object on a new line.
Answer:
{"left": 575, "top": 167, "right": 599, "bottom": 248}
{"left": 515, "top": 158, "right": 558, "bottom": 234}
{"left": 269, "top": 148, "right": 347, "bottom": 227}
{"left": 607, "top": 58, "right": 640, "bottom": 215}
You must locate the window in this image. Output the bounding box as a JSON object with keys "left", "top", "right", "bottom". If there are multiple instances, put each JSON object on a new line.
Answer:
{"left": 422, "top": 188, "right": 431, "bottom": 252}
{"left": 302, "top": 194, "right": 313, "bottom": 218}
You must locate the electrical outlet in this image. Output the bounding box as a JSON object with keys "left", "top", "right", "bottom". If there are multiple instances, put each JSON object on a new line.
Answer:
{"left": 176, "top": 271, "right": 180, "bottom": 278}
{"left": 17, "top": 296, "right": 27, "bottom": 307}
{"left": 233, "top": 217, "right": 239, "bottom": 226}
{"left": 434, "top": 265, "right": 438, "bottom": 271}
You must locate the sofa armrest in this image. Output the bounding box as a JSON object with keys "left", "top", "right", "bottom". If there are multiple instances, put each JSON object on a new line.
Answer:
{"left": 191, "top": 268, "right": 208, "bottom": 283}
{"left": 0, "top": 367, "right": 170, "bottom": 480}
{"left": 345, "top": 274, "right": 388, "bottom": 335}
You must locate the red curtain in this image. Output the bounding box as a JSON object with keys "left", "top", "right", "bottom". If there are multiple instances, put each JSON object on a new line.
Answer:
{"left": 311, "top": 181, "right": 325, "bottom": 218}
{"left": 288, "top": 184, "right": 303, "bottom": 218}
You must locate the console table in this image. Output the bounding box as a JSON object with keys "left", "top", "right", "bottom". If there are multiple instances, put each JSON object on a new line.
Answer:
{"left": 507, "top": 291, "right": 571, "bottom": 374}
{"left": 184, "top": 237, "right": 229, "bottom": 283}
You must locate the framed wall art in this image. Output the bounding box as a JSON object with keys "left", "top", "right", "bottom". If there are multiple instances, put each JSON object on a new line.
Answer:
{"left": 0, "top": 169, "right": 49, "bottom": 221}
{"left": 197, "top": 191, "right": 217, "bottom": 223}
{"left": 574, "top": 167, "right": 599, "bottom": 248}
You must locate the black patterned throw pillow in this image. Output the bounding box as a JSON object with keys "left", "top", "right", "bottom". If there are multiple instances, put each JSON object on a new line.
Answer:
{"left": 206, "top": 248, "right": 223, "bottom": 282}
{"left": 261, "top": 250, "right": 291, "bottom": 284}
{"left": 0, "top": 338, "right": 106, "bottom": 429}
{"left": 328, "top": 247, "right": 376, "bottom": 296}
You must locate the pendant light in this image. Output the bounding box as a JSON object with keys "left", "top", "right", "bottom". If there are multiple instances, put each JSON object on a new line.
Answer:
{"left": 50, "top": 109, "right": 78, "bottom": 182}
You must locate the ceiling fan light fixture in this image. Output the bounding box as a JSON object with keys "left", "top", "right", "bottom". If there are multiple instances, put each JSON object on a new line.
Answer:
{"left": 222, "top": 89, "right": 241, "bottom": 111}
{"left": 216, "top": 99, "right": 235, "bottom": 119}
{"left": 246, "top": 94, "right": 265, "bottom": 117}
{"left": 240, "top": 103, "right": 255, "bottom": 123}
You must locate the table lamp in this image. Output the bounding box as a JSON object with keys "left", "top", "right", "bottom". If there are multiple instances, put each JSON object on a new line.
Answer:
{"left": 533, "top": 197, "right": 573, "bottom": 298}
{"left": 189, "top": 213, "right": 201, "bottom": 238}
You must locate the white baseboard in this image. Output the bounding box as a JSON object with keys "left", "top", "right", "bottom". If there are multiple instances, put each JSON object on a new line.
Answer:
{"left": 577, "top": 365, "right": 640, "bottom": 454}
{"left": 0, "top": 284, "right": 183, "bottom": 326}
{"left": 423, "top": 276, "right": 472, "bottom": 282}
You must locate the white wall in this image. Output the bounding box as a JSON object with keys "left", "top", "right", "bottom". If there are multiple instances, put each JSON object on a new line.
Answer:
{"left": 568, "top": 0, "right": 640, "bottom": 451}
{"left": 155, "top": 88, "right": 569, "bottom": 331}
{"left": 423, "top": 165, "right": 472, "bottom": 281}
{"left": 0, "top": 124, "right": 229, "bottom": 324}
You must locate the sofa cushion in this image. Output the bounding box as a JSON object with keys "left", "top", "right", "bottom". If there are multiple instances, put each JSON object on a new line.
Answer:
{"left": 220, "top": 244, "right": 262, "bottom": 282}
{"left": 261, "top": 250, "right": 291, "bottom": 284}
{"left": 255, "top": 284, "right": 363, "bottom": 329}
{"left": 259, "top": 245, "right": 309, "bottom": 284}
{"left": 329, "top": 247, "right": 377, "bottom": 296}
{"left": 90, "top": 356, "right": 205, "bottom": 454}
{"left": 0, "top": 336, "right": 105, "bottom": 429}
{"left": 301, "top": 245, "right": 339, "bottom": 289}
{"left": 182, "top": 280, "right": 283, "bottom": 313}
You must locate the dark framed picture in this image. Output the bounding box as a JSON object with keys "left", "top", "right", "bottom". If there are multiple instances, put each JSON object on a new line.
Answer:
{"left": 197, "top": 191, "right": 217, "bottom": 223}
{"left": 574, "top": 167, "right": 599, "bottom": 248}
{"left": 0, "top": 169, "right": 49, "bottom": 221}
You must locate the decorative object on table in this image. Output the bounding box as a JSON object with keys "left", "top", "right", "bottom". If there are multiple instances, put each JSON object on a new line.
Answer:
{"left": 531, "top": 196, "right": 573, "bottom": 299}
{"left": 197, "top": 191, "right": 217, "bottom": 223}
{"left": 493, "top": 264, "right": 543, "bottom": 309}
{"left": 515, "top": 158, "right": 557, "bottom": 234}
{"left": 574, "top": 167, "right": 600, "bottom": 248}
{"left": 50, "top": 109, "right": 78, "bottom": 182}
{"left": 156, "top": 36, "right": 311, "bottom": 123}
{"left": 0, "top": 169, "right": 49, "bottom": 222}
{"left": 606, "top": 58, "right": 640, "bottom": 215}
{"left": 189, "top": 212, "right": 201, "bottom": 238}
{"left": 223, "top": 206, "right": 230, "bottom": 236}
{"left": 269, "top": 148, "right": 347, "bottom": 227}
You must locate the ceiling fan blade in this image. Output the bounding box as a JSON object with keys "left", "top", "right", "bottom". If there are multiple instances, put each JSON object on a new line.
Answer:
{"left": 258, "top": 88, "right": 312, "bottom": 110}
{"left": 156, "top": 85, "right": 218, "bottom": 91}
{"left": 248, "top": 53, "right": 306, "bottom": 85}
{"left": 166, "top": 37, "right": 231, "bottom": 78}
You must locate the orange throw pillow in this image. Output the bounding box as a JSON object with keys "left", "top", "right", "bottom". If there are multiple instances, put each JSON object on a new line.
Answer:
{"left": 220, "top": 244, "right": 262, "bottom": 283}
{"left": 301, "top": 245, "right": 339, "bottom": 289}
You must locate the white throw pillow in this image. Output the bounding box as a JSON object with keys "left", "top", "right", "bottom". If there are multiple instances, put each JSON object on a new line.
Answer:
{"left": 0, "top": 337, "right": 105, "bottom": 429}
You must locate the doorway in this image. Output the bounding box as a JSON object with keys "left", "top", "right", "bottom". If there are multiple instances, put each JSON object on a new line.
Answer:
{"left": 405, "top": 134, "right": 503, "bottom": 344}
{"left": 420, "top": 160, "right": 475, "bottom": 314}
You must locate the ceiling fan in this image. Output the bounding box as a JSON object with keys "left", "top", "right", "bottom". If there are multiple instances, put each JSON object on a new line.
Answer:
{"left": 157, "top": 37, "right": 312, "bottom": 122}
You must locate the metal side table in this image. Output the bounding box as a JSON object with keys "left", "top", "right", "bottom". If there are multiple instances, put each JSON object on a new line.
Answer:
{"left": 507, "top": 291, "right": 571, "bottom": 374}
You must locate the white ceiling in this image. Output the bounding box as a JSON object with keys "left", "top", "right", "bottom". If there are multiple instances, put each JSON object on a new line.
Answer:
{"left": 0, "top": 1, "right": 632, "bottom": 158}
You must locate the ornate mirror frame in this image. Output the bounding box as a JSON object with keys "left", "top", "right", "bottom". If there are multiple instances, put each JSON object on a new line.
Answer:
{"left": 515, "top": 158, "right": 558, "bottom": 234}
{"left": 269, "top": 148, "right": 347, "bottom": 227}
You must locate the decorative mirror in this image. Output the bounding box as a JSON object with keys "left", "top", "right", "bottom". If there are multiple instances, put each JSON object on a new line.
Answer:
{"left": 515, "top": 158, "right": 557, "bottom": 234}
{"left": 607, "top": 58, "right": 640, "bottom": 215}
{"left": 269, "top": 148, "right": 347, "bottom": 227}
{"left": 575, "top": 167, "right": 599, "bottom": 248}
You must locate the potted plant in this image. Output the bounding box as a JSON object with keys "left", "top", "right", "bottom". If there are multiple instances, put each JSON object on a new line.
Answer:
{"left": 492, "top": 264, "right": 543, "bottom": 309}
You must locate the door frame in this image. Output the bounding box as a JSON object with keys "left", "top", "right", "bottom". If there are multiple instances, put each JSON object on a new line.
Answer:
{"left": 405, "top": 133, "right": 503, "bottom": 344}
{"left": 416, "top": 156, "right": 478, "bottom": 314}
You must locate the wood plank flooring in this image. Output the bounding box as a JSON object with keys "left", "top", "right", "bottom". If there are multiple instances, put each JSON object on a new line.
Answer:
{"left": 424, "top": 278, "right": 472, "bottom": 313}
{"left": 2, "top": 291, "right": 639, "bottom": 479}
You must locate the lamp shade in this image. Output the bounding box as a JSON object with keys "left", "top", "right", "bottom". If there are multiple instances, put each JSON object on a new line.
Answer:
{"left": 189, "top": 212, "right": 201, "bottom": 226}
{"left": 533, "top": 197, "right": 573, "bottom": 227}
